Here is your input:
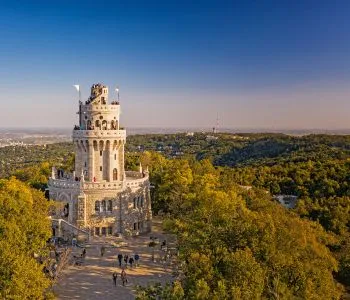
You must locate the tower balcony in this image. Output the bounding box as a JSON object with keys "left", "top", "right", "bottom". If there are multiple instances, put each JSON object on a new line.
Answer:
{"left": 72, "top": 129, "right": 126, "bottom": 139}
{"left": 48, "top": 173, "right": 149, "bottom": 191}
{"left": 83, "top": 103, "right": 119, "bottom": 110}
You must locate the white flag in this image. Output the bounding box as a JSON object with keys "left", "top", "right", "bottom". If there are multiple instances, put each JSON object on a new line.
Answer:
{"left": 73, "top": 85, "right": 80, "bottom": 92}
{"left": 115, "top": 87, "right": 119, "bottom": 92}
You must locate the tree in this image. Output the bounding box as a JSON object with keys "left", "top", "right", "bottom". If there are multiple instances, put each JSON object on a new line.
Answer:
{"left": 0, "top": 178, "right": 52, "bottom": 299}
{"left": 145, "top": 157, "right": 344, "bottom": 299}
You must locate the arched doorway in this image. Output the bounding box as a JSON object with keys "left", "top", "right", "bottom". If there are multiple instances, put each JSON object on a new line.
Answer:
{"left": 58, "top": 193, "right": 73, "bottom": 223}
{"left": 113, "top": 168, "right": 118, "bottom": 181}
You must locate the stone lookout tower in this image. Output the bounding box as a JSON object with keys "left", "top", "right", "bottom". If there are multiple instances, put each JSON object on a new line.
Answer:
{"left": 48, "top": 83, "right": 152, "bottom": 238}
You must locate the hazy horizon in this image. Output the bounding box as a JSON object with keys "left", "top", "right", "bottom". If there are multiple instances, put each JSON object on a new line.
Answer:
{"left": 0, "top": 126, "right": 349, "bottom": 136}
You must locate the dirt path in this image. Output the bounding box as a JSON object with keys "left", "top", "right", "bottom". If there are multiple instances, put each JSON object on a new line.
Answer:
{"left": 53, "top": 218, "right": 176, "bottom": 300}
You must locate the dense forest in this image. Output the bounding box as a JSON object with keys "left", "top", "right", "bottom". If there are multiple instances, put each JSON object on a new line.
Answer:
{"left": 0, "top": 132, "right": 349, "bottom": 298}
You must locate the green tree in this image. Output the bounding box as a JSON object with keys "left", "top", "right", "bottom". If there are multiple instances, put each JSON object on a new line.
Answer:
{"left": 0, "top": 178, "right": 52, "bottom": 299}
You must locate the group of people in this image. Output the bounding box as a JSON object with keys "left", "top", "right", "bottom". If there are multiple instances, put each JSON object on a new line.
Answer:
{"left": 113, "top": 253, "right": 140, "bottom": 287}
{"left": 99, "top": 246, "right": 140, "bottom": 268}
{"left": 112, "top": 269, "right": 128, "bottom": 286}
{"left": 117, "top": 253, "right": 140, "bottom": 268}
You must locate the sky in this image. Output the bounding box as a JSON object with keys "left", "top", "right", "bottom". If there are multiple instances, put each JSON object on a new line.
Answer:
{"left": 0, "top": 0, "right": 350, "bottom": 130}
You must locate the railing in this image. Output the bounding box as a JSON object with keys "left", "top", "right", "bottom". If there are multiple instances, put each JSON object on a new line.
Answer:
{"left": 52, "top": 218, "right": 90, "bottom": 240}
{"left": 72, "top": 130, "right": 126, "bottom": 139}
{"left": 125, "top": 172, "right": 149, "bottom": 187}
{"left": 52, "top": 169, "right": 76, "bottom": 181}
{"left": 82, "top": 104, "right": 120, "bottom": 111}
{"left": 74, "top": 125, "right": 119, "bottom": 131}
{"left": 49, "top": 172, "right": 149, "bottom": 190}
{"left": 48, "top": 178, "right": 80, "bottom": 189}
{"left": 81, "top": 181, "right": 123, "bottom": 190}
{"left": 125, "top": 171, "right": 144, "bottom": 179}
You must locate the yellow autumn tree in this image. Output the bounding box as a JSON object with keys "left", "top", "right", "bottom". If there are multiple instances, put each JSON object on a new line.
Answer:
{"left": 0, "top": 178, "right": 52, "bottom": 299}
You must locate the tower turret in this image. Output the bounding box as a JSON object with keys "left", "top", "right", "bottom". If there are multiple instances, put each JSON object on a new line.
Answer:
{"left": 48, "top": 82, "right": 152, "bottom": 237}
{"left": 73, "top": 84, "right": 126, "bottom": 183}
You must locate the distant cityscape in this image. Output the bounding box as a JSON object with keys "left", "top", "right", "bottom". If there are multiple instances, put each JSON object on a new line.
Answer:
{"left": 0, "top": 127, "right": 350, "bottom": 147}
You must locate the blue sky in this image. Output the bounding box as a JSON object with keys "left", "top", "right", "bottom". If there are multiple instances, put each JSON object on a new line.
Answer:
{"left": 1, "top": 1, "right": 350, "bottom": 129}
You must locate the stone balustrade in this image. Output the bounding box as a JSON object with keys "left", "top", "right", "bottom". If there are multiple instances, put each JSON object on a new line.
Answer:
{"left": 82, "top": 104, "right": 120, "bottom": 111}
{"left": 125, "top": 171, "right": 144, "bottom": 178}
{"left": 82, "top": 181, "right": 123, "bottom": 190}
{"left": 72, "top": 129, "right": 126, "bottom": 139}
{"left": 49, "top": 174, "right": 149, "bottom": 191}
{"left": 125, "top": 176, "right": 149, "bottom": 187}
{"left": 49, "top": 178, "right": 80, "bottom": 189}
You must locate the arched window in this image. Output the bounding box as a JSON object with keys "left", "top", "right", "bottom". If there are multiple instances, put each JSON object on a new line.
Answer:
{"left": 87, "top": 120, "right": 92, "bottom": 130}
{"left": 102, "top": 120, "right": 107, "bottom": 130}
{"left": 95, "top": 120, "right": 100, "bottom": 129}
{"left": 133, "top": 198, "right": 137, "bottom": 209}
{"left": 107, "top": 200, "right": 113, "bottom": 212}
{"left": 63, "top": 203, "right": 69, "bottom": 217}
{"left": 113, "top": 168, "right": 118, "bottom": 181}
{"left": 141, "top": 196, "right": 144, "bottom": 207}
{"left": 95, "top": 201, "right": 100, "bottom": 213}
{"left": 101, "top": 200, "right": 106, "bottom": 212}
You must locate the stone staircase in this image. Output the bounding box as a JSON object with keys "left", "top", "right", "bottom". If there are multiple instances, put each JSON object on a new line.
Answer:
{"left": 51, "top": 218, "right": 90, "bottom": 242}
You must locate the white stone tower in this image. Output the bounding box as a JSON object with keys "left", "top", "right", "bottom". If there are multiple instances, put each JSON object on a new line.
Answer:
{"left": 48, "top": 83, "right": 152, "bottom": 239}
{"left": 74, "top": 83, "right": 125, "bottom": 183}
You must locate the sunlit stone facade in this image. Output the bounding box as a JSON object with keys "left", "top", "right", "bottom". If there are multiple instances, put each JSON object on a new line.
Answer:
{"left": 48, "top": 84, "right": 152, "bottom": 237}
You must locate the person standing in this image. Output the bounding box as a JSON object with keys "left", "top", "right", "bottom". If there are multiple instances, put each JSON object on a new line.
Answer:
{"left": 128, "top": 256, "right": 134, "bottom": 268}
{"left": 134, "top": 253, "right": 140, "bottom": 267}
{"left": 121, "top": 269, "right": 127, "bottom": 286}
{"left": 112, "top": 272, "right": 118, "bottom": 286}
{"left": 123, "top": 254, "right": 128, "bottom": 268}
{"left": 100, "top": 246, "right": 105, "bottom": 257}
{"left": 117, "top": 253, "right": 123, "bottom": 267}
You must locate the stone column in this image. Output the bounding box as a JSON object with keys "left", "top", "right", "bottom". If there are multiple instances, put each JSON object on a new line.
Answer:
{"left": 88, "top": 141, "right": 94, "bottom": 182}
{"left": 121, "top": 141, "right": 125, "bottom": 180}
{"left": 74, "top": 141, "right": 80, "bottom": 176}
{"left": 107, "top": 142, "right": 113, "bottom": 182}
{"left": 57, "top": 219, "right": 62, "bottom": 237}
{"left": 68, "top": 197, "right": 74, "bottom": 224}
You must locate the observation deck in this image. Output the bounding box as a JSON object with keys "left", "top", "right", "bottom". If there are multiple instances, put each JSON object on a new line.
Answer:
{"left": 48, "top": 171, "right": 149, "bottom": 191}
{"left": 81, "top": 103, "right": 120, "bottom": 112}
{"left": 72, "top": 129, "right": 126, "bottom": 139}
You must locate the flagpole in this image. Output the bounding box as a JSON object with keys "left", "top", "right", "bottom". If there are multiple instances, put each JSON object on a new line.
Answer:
{"left": 116, "top": 86, "right": 120, "bottom": 102}
{"left": 73, "top": 85, "right": 81, "bottom": 128}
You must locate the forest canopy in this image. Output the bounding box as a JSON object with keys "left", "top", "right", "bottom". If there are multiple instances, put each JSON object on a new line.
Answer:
{"left": 0, "top": 132, "right": 349, "bottom": 298}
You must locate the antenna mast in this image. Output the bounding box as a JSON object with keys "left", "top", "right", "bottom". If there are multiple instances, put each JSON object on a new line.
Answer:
{"left": 213, "top": 113, "right": 219, "bottom": 134}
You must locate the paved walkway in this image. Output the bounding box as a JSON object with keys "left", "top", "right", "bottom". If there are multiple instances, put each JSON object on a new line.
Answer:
{"left": 53, "top": 219, "right": 176, "bottom": 300}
